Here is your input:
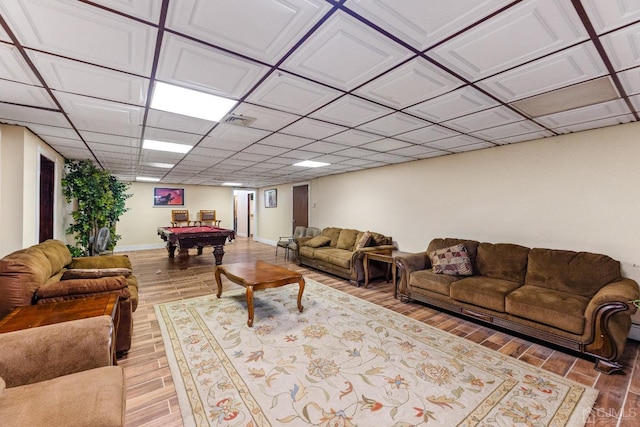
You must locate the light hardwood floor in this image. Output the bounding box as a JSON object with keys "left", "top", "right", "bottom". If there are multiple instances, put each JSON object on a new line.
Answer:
{"left": 118, "top": 238, "right": 639, "bottom": 426}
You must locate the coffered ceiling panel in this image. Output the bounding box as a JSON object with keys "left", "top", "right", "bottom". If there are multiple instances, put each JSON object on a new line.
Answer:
{"left": 429, "top": 0, "right": 587, "bottom": 81}
{"left": 0, "top": 1, "right": 638, "bottom": 187}
{"left": 282, "top": 11, "right": 412, "bottom": 91}
{"left": 166, "top": 0, "right": 330, "bottom": 64}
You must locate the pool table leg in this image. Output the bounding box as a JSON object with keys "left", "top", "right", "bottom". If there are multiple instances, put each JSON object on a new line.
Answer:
{"left": 212, "top": 244, "right": 224, "bottom": 265}
{"left": 166, "top": 243, "right": 177, "bottom": 258}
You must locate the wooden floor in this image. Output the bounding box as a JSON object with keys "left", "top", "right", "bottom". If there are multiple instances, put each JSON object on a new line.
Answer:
{"left": 118, "top": 238, "right": 639, "bottom": 426}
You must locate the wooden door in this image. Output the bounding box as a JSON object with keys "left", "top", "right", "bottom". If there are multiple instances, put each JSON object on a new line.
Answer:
{"left": 39, "top": 156, "right": 54, "bottom": 242}
{"left": 292, "top": 184, "right": 309, "bottom": 232}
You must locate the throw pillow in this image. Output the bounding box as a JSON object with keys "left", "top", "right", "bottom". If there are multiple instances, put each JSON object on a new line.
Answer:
{"left": 62, "top": 268, "right": 132, "bottom": 280}
{"left": 430, "top": 244, "right": 473, "bottom": 276}
{"left": 354, "top": 231, "right": 371, "bottom": 250}
{"left": 304, "top": 236, "right": 332, "bottom": 248}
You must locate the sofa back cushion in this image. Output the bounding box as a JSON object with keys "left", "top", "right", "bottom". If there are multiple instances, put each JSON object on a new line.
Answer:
{"left": 321, "top": 227, "right": 342, "bottom": 247}
{"left": 525, "top": 248, "right": 622, "bottom": 297}
{"left": 336, "top": 229, "right": 360, "bottom": 250}
{"left": 0, "top": 249, "right": 51, "bottom": 318}
{"left": 31, "top": 240, "right": 72, "bottom": 278}
{"left": 476, "top": 242, "right": 530, "bottom": 283}
{"left": 427, "top": 238, "right": 479, "bottom": 271}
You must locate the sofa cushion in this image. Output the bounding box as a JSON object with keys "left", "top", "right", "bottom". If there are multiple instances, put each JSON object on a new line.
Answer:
{"left": 430, "top": 244, "right": 473, "bottom": 276}
{"left": 313, "top": 248, "right": 351, "bottom": 269}
{"left": 427, "top": 238, "right": 479, "bottom": 271}
{"left": 506, "top": 285, "right": 590, "bottom": 335}
{"left": 368, "top": 231, "right": 387, "bottom": 246}
{"left": 409, "top": 269, "right": 458, "bottom": 296}
{"left": 35, "top": 276, "right": 128, "bottom": 300}
{"left": 31, "top": 240, "right": 72, "bottom": 278}
{"left": 68, "top": 254, "right": 132, "bottom": 270}
{"left": 61, "top": 268, "right": 132, "bottom": 280}
{"left": 525, "top": 248, "right": 622, "bottom": 297}
{"left": 336, "top": 229, "right": 360, "bottom": 250}
{"left": 476, "top": 243, "right": 529, "bottom": 283}
{"left": 321, "top": 227, "right": 342, "bottom": 247}
{"left": 354, "top": 231, "right": 371, "bottom": 250}
{"left": 450, "top": 276, "right": 521, "bottom": 312}
{"left": 0, "top": 249, "right": 51, "bottom": 317}
{"left": 304, "top": 236, "right": 332, "bottom": 248}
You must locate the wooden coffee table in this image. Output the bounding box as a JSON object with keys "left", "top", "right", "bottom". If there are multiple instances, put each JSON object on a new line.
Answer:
{"left": 215, "top": 260, "right": 305, "bottom": 327}
{"left": 0, "top": 294, "right": 120, "bottom": 362}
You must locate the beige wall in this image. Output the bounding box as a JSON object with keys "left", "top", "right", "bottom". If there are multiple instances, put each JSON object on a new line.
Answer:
{"left": 116, "top": 182, "right": 234, "bottom": 249}
{"left": 256, "top": 184, "right": 295, "bottom": 243}
{"left": 0, "top": 124, "right": 67, "bottom": 256}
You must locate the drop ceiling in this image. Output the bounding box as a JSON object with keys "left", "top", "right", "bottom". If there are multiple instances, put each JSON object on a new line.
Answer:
{"left": 0, "top": 0, "right": 639, "bottom": 188}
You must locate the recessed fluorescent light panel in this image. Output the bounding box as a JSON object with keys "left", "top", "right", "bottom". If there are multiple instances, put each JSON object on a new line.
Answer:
{"left": 143, "top": 139, "right": 192, "bottom": 154}
{"left": 142, "top": 162, "right": 174, "bottom": 169}
{"left": 136, "top": 176, "right": 161, "bottom": 182}
{"left": 293, "top": 160, "right": 330, "bottom": 168}
{"left": 222, "top": 182, "right": 242, "bottom": 186}
{"left": 151, "top": 82, "right": 237, "bottom": 122}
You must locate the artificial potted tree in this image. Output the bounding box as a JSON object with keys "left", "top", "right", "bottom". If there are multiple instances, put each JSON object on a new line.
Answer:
{"left": 62, "top": 159, "right": 131, "bottom": 256}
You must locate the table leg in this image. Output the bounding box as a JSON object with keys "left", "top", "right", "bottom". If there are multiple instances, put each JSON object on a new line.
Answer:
{"left": 196, "top": 246, "right": 204, "bottom": 255}
{"left": 166, "top": 243, "right": 177, "bottom": 258}
{"left": 363, "top": 253, "right": 370, "bottom": 288}
{"left": 246, "top": 285, "right": 254, "bottom": 327}
{"left": 214, "top": 268, "right": 223, "bottom": 298}
{"left": 212, "top": 245, "right": 224, "bottom": 265}
{"left": 297, "top": 277, "right": 305, "bottom": 313}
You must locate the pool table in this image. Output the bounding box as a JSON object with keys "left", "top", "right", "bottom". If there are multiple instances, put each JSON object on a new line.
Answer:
{"left": 157, "top": 225, "right": 235, "bottom": 264}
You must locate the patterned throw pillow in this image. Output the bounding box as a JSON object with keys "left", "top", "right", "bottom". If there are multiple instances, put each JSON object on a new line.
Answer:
{"left": 430, "top": 244, "right": 473, "bottom": 276}
{"left": 354, "top": 231, "right": 371, "bottom": 250}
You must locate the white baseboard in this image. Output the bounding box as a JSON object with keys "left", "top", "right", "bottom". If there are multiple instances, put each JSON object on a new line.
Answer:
{"left": 629, "top": 323, "right": 640, "bottom": 341}
{"left": 114, "top": 243, "right": 165, "bottom": 252}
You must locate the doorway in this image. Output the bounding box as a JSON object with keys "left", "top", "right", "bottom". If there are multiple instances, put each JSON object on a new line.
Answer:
{"left": 292, "top": 184, "right": 309, "bottom": 233}
{"left": 233, "top": 189, "right": 256, "bottom": 238}
{"left": 39, "top": 155, "right": 54, "bottom": 242}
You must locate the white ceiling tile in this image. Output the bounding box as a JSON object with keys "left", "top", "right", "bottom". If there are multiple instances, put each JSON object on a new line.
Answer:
{"left": 536, "top": 99, "right": 632, "bottom": 129}
{"left": 0, "top": 24, "right": 9, "bottom": 42}
{"left": 282, "top": 11, "right": 412, "bottom": 91}
{"left": 281, "top": 118, "right": 347, "bottom": 139}
{"left": 477, "top": 43, "right": 607, "bottom": 102}
{"left": 395, "top": 124, "right": 460, "bottom": 143}
{"left": 334, "top": 147, "right": 377, "bottom": 158}
{"left": 39, "top": 135, "right": 85, "bottom": 149}
{"left": 618, "top": 67, "right": 640, "bottom": 95}
{"left": 0, "top": 79, "right": 55, "bottom": 108}
{"left": 23, "top": 124, "right": 76, "bottom": 139}
{"left": 88, "top": 0, "right": 162, "bottom": 22}
{"left": 79, "top": 132, "right": 139, "bottom": 146}
{"left": 56, "top": 147, "right": 94, "bottom": 160}
{"left": 450, "top": 141, "right": 495, "bottom": 153}
{"left": 88, "top": 141, "right": 138, "bottom": 154}
{"left": 309, "top": 95, "right": 393, "bottom": 127}
{"left": 156, "top": 33, "right": 269, "bottom": 99}
{"left": 471, "top": 120, "right": 546, "bottom": 141}
{"left": 283, "top": 149, "right": 319, "bottom": 160}
{"left": 166, "top": 0, "right": 330, "bottom": 64}
{"left": 405, "top": 86, "right": 498, "bottom": 122}
{"left": 630, "top": 94, "right": 640, "bottom": 111}
{"left": 356, "top": 112, "right": 428, "bottom": 136}
{"left": 601, "top": 22, "right": 640, "bottom": 70}
{"left": 0, "top": 104, "right": 68, "bottom": 127}
{"left": 0, "top": 44, "right": 40, "bottom": 85}
{"left": 429, "top": 0, "right": 588, "bottom": 80}
{"left": 203, "top": 126, "right": 271, "bottom": 151}
{"left": 55, "top": 92, "right": 143, "bottom": 128}
{"left": 190, "top": 146, "right": 235, "bottom": 159}
{"left": 359, "top": 138, "right": 413, "bottom": 152}
{"left": 582, "top": 0, "right": 640, "bottom": 34}
{"left": 354, "top": 58, "right": 463, "bottom": 109}
{"left": 427, "top": 134, "right": 486, "bottom": 150}
{"left": 299, "top": 140, "right": 349, "bottom": 154}
{"left": 442, "top": 107, "right": 523, "bottom": 133}
{"left": 231, "top": 103, "right": 300, "bottom": 131}
{"left": 144, "top": 127, "right": 201, "bottom": 145}
{"left": 389, "top": 144, "right": 444, "bottom": 158}
{"left": 347, "top": 0, "right": 514, "bottom": 50}
{"left": 259, "top": 133, "right": 313, "bottom": 149}
{"left": 324, "top": 129, "right": 384, "bottom": 146}
{"left": 549, "top": 115, "right": 635, "bottom": 134}
{"left": 244, "top": 144, "right": 290, "bottom": 156}
{"left": 364, "top": 152, "right": 410, "bottom": 163}
{"left": 146, "top": 110, "right": 214, "bottom": 134}
{"left": 0, "top": 0, "right": 156, "bottom": 75}
{"left": 495, "top": 131, "right": 554, "bottom": 144}
{"left": 28, "top": 51, "right": 148, "bottom": 105}
{"left": 246, "top": 71, "right": 341, "bottom": 115}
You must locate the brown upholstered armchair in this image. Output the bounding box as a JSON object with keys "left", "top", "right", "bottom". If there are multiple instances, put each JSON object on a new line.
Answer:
{"left": 0, "top": 316, "right": 126, "bottom": 425}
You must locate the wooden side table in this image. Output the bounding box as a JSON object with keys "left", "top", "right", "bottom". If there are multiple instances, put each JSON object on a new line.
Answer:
{"left": 0, "top": 294, "right": 120, "bottom": 363}
{"left": 363, "top": 251, "right": 396, "bottom": 295}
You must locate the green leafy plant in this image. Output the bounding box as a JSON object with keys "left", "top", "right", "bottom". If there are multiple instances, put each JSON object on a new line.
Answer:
{"left": 62, "top": 159, "right": 131, "bottom": 256}
{"left": 630, "top": 300, "right": 640, "bottom": 309}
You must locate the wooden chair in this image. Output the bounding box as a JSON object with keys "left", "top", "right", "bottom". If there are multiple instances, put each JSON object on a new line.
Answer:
{"left": 276, "top": 226, "right": 307, "bottom": 259}
{"left": 198, "top": 210, "right": 221, "bottom": 227}
{"left": 171, "top": 209, "right": 191, "bottom": 227}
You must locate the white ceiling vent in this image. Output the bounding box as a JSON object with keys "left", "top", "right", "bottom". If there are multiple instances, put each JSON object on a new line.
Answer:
{"left": 220, "top": 114, "right": 257, "bottom": 127}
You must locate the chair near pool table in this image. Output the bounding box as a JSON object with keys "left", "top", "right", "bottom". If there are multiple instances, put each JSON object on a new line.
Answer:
{"left": 171, "top": 209, "right": 191, "bottom": 227}
{"left": 198, "top": 210, "right": 221, "bottom": 227}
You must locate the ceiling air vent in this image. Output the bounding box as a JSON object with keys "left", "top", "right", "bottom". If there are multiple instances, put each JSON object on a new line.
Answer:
{"left": 220, "top": 114, "right": 256, "bottom": 127}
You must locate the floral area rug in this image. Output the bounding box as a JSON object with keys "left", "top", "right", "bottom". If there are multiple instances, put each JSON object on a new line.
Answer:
{"left": 154, "top": 278, "right": 597, "bottom": 426}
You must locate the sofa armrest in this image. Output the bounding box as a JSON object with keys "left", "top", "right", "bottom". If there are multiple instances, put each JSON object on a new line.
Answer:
{"left": 35, "top": 276, "right": 129, "bottom": 300}
{"left": 586, "top": 278, "right": 640, "bottom": 315}
{"left": 69, "top": 254, "right": 132, "bottom": 270}
{"left": 295, "top": 236, "right": 313, "bottom": 247}
{"left": 0, "top": 315, "right": 114, "bottom": 387}
{"left": 395, "top": 252, "right": 430, "bottom": 297}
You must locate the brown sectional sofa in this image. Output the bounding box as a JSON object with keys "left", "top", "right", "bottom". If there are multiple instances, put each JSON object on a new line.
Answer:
{"left": 397, "top": 238, "right": 640, "bottom": 374}
{"left": 0, "top": 239, "right": 139, "bottom": 355}
{"left": 297, "top": 227, "right": 394, "bottom": 285}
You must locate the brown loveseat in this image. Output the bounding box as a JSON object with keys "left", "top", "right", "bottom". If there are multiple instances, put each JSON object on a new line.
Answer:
{"left": 0, "top": 239, "right": 139, "bottom": 355}
{"left": 297, "top": 227, "right": 394, "bottom": 286}
{"left": 397, "top": 238, "right": 640, "bottom": 374}
{"left": 0, "top": 316, "right": 126, "bottom": 426}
